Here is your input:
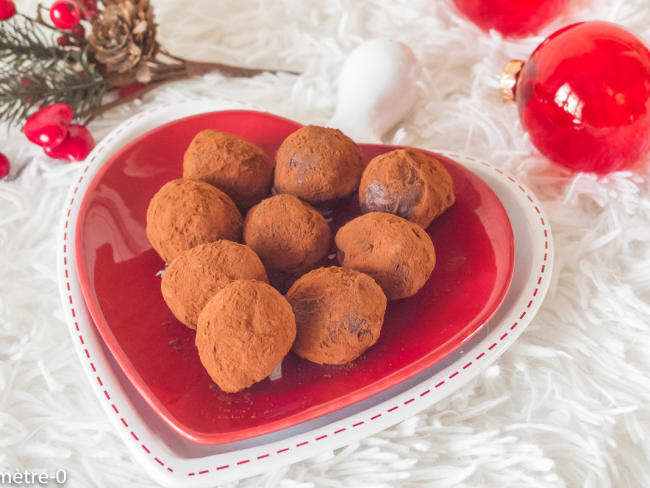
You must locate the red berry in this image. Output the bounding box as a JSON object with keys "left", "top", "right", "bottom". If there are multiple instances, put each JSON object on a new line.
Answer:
{"left": 0, "top": 153, "right": 9, "bottom": 179}
{"left": 70, "top": 23, "right": 85, "bottom": 38}
{"left": 118, "top": 83, "right": 144, "bottom": 98}
{"left": 19, "top": 78, "right": 32, "bottom": 103}
{"left": 44, "top": 125, "right": 94, "bottom": 162}
{"left": 80, "top": 0, "right": 97, "bottom": 19}
{"left": 23, "top": 103, "right": 74, "bottom": 149}
{"left": 56, "top": 34, "right": 72, "bottom": 46}
{"left": 50, "top": 0, "right": 81, "bottom": 29}
{"left": 0, "top": 0, "right": 16, "bottom": 20}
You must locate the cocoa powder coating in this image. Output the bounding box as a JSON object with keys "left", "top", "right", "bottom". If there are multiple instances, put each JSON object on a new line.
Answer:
{"left": 243, "top": 194, "right": 331, "bottom": 275}
{"left": 196, "top": 280, "right": 296, "bottom": 393}
{"left": 287, "top": 266, "right": 387, "bottom": 365}
{"left": 183, "top": 130, "right": 273, "bottom": 210}
{"left": 359, "top": 149, "right": 455, "bottom": 228}
{"left": 146, "top": 178, "right": 243, "bottom": 263}
{"left": 273, "top": 125, "right": 364, "bottom": 205}
{"left": 161, "top": 241, "right": 268, "bottom": 329}
{"left": 335, "top": 212, "right": 436, "bottom": 300}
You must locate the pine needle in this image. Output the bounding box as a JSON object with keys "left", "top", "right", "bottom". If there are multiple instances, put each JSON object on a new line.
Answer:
{"left": 0, "top": 15, "right": 107, "bottom": 127}
{"left": 0, "top": 15, "right": 69, "bottom": 69}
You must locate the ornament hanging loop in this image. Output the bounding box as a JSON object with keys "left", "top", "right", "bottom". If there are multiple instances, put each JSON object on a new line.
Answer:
{"left": 500, "top": 59, "right": 525, "bottom": 102}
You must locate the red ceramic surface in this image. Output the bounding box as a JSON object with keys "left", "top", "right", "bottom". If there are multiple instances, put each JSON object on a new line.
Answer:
{"left": 453, "top": 0, "right": 568, "bottom": 37}
{"left": 516, "top": 21, "right": 650, "bottom": 173}
{"left": 76, "top": 110, "right": 514, "bottom": 445}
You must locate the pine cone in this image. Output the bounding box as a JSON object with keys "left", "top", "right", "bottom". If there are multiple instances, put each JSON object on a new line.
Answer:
{"left": 88, "top": 0, "right": 157, "bottom": 74}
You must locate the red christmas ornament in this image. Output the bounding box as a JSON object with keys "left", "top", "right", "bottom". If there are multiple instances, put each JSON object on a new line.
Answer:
{"left": 453, "top": 0, "right": 568, "bottom": 38}
{"left": 23, "top": 103, "right": 74, "bottom": 149}
{"left": 0, "top": 0, "right": 16, "bottom": 20}
{"left": 44, "top": 124, "right": 94, "bottom": 161}
{"left": 0, "top": 153, "right": 10, "bottom": 179}
{"left": 503, "top": 21, "right": 650, "bottom": 174}
{"left": 49, "top": 0, "right": 81, "bottom": 29}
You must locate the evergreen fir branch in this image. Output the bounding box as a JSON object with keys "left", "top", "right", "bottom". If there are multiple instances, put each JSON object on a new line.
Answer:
{"left": 0, "top": 15, "right": 70, "bottom": 70}
{"left": 0, "top": 52, "right": 107, "bottom": 127}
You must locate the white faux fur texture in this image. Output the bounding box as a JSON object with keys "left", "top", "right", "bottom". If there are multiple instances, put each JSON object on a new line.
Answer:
{"left": 2, "top": 1, "right": 650, "bottom": 487}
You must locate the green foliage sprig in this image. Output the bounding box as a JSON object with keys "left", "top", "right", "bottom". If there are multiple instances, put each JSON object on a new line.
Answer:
{"left": 0, "top": 15, "right": 106, "bottom": 127}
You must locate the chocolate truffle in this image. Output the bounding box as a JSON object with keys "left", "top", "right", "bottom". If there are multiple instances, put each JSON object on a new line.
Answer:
{"left": 359, "top": 149, "right": 455, "bottom": 229}
{"left": 243, "top": 194, "right": 331, "bottom": 276}
{"left": 183, "top": 130, "right": 273, "bottom": 210}
{"left": 335, "top": 212, "right": 436, "bottom": 300}
{"left": 273, "top": 125, "right": 364, "bottom": 205}
{"left": 287, "top": 267, "right": 386, "bottom": 365}
{"left": 146, "top": 178, "right": 243, "bottom": 263}
{"left": 196, "top": 280, "right": 296, "bottom": 393}
{"left": 161, "top": 241, "right": 268, "bottom": 329}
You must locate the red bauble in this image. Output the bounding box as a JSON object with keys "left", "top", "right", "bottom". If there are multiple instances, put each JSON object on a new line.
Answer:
{"left": 0, "top": 153, "right": 9, "bottom": 179}
{"left": 0, "top": 0, "right": 16, "bottom": 20}
{"left": 49, "top": 0, "right": 81, "bottom": 29}
{"left": 453, "top": 0, "right": 568, "bottom": 37}
{"left": 24, "top": 103, "right": 74, "bottom": 148}
{"left": 512, "top": 22, "right": 650, "bottom": 173}
{"left": 44, "top": 125, "right": 94, "bottom": 162}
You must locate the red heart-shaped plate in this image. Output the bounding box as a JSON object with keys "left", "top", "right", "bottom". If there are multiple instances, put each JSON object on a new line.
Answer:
{"left": 75, "top": 110, "right": 514, "bottom": 445}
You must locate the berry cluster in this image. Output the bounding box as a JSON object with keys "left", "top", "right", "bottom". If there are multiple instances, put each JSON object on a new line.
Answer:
{"left": 24, "top": 104, "right": 94, "bottom": 162}
{"left": 1, "top": 1, "right": 97, "bottom": 173}
{"left": 50, "top": 0, "right": 98, "bottom": 46}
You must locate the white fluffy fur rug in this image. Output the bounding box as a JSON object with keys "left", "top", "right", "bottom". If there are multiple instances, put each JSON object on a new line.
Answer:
{"left": 2, "top": 0, "right": 650, "bottom": 486}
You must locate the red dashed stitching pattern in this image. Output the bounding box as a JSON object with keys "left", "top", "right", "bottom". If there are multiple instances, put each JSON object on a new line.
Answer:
{"left": 62, "top": 133, "right": 549, "bottom": 477}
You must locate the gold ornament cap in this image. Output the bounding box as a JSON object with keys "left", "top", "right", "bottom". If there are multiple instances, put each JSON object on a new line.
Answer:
{"left": 500, "top": 60, "right": 526, "bottom": 103}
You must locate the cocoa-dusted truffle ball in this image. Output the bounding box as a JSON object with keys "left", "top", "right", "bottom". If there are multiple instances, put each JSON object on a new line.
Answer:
{"left": 287, "top": 267, "right": 386, "bottom": 365}
{"left": 183, "top": 130, "right": 273, "bottom": 210}
{"left": 161, "top": 241, "right": 268, "bottom": 329}
{"left": 196, "top": 280, "right": 296, "bottom": 393}
{"left": 146, "top": 178, "right": 242, "bottom": 263}
{"left": 335, "top": 212, "right": 436, "bottom": 300}
{"left": 273, "top": 125, "right": 364, "bottom": 205}
{"left": 243, "top": 194, "right": 331, "bottom": 276}
{"left": 359, "top": 149, "right": 455, "bottom": 229}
